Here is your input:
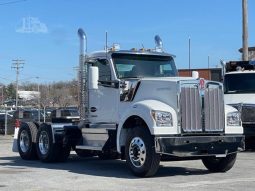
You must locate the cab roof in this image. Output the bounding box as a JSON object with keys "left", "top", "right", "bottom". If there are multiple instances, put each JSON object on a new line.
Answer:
{"left": 87, "top": 49, "right": 175, "bottom": 59}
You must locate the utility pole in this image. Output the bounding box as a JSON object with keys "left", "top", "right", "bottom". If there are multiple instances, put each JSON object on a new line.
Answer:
{"left": 0, "top": 86, "right": 3, "bottom": 106}
{"left": 36, "top": 76, "right": 40, "bottom": 122}
{"left": 12, "top": 59, "right": 25, "bottom": 109}
{"left": 242, "top": 0, "right": 249, "bottom": 61}
{"left": 208, "top": 55, "right": 210, "bottom": 80}
{"left": 189, "top": 37, "right": 191, "bottom": 76}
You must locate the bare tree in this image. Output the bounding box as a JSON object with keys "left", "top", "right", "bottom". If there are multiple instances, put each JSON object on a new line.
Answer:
{"left": 8, "top": 80, "right": 78, "bottom": 108}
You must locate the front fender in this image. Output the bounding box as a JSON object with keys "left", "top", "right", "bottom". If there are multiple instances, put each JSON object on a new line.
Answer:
{"left": 117, "top": 99, "right": 178, "bottom": 152}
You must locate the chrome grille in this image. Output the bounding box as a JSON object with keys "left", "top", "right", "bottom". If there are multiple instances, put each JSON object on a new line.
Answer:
{"left": 204, "top": 88, "right": 224, "bottom": 132}
{"left": 180, "top": 87, "right": 202, "bottom": 132}
{"left": 180, "top": 83, "right": 224, "bottom": 133}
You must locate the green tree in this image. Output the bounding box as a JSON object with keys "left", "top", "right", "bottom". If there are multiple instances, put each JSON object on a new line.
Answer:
{"left": 6, "top": 83, "right": 16, "bottom": 100}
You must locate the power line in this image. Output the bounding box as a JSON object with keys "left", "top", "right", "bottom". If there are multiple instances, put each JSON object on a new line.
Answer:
{"left": 0, "top": 76, "right": 13, "bottom": 82}
{"left": 0, "top": 0, "right": 27, "bottom": 6}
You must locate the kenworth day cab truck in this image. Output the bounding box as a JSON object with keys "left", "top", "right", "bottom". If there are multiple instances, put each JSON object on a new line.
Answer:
{"left": 13, "top": 28, "right": 244, "bottom": 177}
{"left": 223, "top": 60, "right": 255, "bottom": 149}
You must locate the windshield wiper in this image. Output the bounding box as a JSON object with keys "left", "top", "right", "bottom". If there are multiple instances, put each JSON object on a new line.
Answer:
{"left": 122, "top": 76, "right": 143, "bottom": 79}
{"left": 227, "top": 90, "right": 237, "bottom": 93}
{"left": 226, "top": 90, "right": 255, "bottom": 93}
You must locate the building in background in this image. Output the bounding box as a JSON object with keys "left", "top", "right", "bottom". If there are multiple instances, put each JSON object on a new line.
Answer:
{"left": 179, "top": 46, "right": 255, "bottom": 82}
{"left": 17, "top": 91, "right": 40, "bottom": 107}
{"left": 18, "top": 91, "right": 39, "bottom": 101}
{"left": 178, "top": 68, "right": 222, "bottom": 82}
{"left": 239, "top": 46, "right": 255, "bottom": 60}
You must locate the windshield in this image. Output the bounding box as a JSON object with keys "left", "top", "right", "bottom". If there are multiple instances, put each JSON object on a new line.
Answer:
{"left": 112, "top": 53, "right": 177, "bottom": 79}
{"left": 224, "top": 73, "right": 255, "bottom": 94}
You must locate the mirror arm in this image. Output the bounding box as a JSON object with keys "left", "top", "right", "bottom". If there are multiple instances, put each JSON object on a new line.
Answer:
{"left": 98, "top": 80, "right": 119, "bottom": 89}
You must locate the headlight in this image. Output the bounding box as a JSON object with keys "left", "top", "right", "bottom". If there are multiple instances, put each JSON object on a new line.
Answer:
{"left": 151, "top": 110, "right": 173, "bottom": 127}
{"left": 227, "top": 111, "right": 241, "bottom": 126}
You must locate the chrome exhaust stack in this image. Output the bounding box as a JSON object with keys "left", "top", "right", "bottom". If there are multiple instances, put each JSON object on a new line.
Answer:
{"left": 78, "top": 28, "right": 87, "bottom": 55}
{"left": 78, "top": 28, "right": 88, "bottom": 120}
{"left": 220, "top": 59, "right": 226, "bottom": 78}
{"left": 154, "top": 35, "right": 163, "bottom": 52}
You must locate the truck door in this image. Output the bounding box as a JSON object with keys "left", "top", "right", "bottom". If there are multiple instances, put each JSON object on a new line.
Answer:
{"left": 88, "top": 58, "right": 118, "bottom": 123}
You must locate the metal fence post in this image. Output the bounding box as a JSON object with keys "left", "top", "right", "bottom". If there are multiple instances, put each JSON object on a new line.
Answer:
{"left": 5, "top": 110, "right": 7, "bottom": 135}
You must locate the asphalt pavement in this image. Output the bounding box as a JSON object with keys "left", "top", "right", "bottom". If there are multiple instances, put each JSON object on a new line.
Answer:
{"left": 0, "top": 135, "right": 255, "bottom": 191}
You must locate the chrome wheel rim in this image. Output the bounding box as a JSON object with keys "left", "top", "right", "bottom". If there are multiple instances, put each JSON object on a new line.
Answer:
{"left": 129, "top": 137, "right": 146, "bottom": 168}
{"left": 20, "top": 130, "right": 30, "bottom": 153}
{"left": 38, "top": 131, "right": 49, "bottom": 155}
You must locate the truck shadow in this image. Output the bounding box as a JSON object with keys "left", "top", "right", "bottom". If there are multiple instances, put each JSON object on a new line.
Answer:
{"left": 0, "top": 154, "right": 210, "bottom": 179}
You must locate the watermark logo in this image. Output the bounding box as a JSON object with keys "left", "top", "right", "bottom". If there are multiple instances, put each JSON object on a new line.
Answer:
{"left": 16, "top": 16, "right": 48, "bottom": 34}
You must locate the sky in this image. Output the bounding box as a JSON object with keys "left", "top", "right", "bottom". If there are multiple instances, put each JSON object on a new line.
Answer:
{"left": 0, "top": 0, "right": 255, "bottom": 85}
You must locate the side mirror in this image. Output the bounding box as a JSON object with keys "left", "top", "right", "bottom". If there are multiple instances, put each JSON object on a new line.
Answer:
{"left": 120, "top": 80, "right": 128, "bottom": 89}
{"left": 89, "top": 66, "right": 99, "bottom": 90}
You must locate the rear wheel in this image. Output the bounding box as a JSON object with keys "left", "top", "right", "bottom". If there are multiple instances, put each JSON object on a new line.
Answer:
{"left": 125, "top": 127, "right": 160, "bottom": 177}
{"left": 36, "top": 124, "right": 70, "bottom": 162}
{"left": 36, "top": 124, "right": 56, "bottom": 162}
{"left": 202, "top": 153, "right": 237, "bottom": 172}
{"left": 17, "top": 123, "right": 37, "bottom": 160}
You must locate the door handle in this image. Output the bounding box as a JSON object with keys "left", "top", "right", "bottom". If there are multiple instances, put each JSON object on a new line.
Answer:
{"left": 90, "top": 107, "right": 97, "bottom": 112}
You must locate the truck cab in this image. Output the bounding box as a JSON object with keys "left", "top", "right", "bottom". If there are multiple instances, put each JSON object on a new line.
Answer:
{"left": 224, "top": 60, "right": 255, "bottom": 149}
{"left": 86, "top": 50, "right": 178, "bottom": 123}
{"left": 13, "top": 29, "right": 244, "bottom": 177}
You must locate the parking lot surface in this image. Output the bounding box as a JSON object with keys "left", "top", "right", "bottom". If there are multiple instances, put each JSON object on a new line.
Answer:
{"left": 1, "top": 135, "right": 255, "bottom": 191}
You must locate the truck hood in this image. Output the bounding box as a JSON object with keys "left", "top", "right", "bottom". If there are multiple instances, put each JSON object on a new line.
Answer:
{"left": 139, "top": 77, "right": 198, "bottom": 82}
{"left": 225, "top": 93, "right": 255, "bottom": 105}
{"left": 132, "top": 77, "right": 203, "bottom": 111}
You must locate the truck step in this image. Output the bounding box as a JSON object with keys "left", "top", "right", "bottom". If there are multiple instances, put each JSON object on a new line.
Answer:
{"left": 76, "top": 145, "right": 102, "bottom": 151}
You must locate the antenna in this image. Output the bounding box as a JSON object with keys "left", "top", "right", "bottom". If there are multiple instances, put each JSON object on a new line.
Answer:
{"left": 105, "top": 31, "right": 108, "bottom": 57}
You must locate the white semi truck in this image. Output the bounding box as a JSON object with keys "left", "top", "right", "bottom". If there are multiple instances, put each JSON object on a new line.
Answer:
{"left": 223, "top": 60, "right": 255, "bottom": 149}
{"left": 13, "top": 28, "right": 244, "bottom": 177}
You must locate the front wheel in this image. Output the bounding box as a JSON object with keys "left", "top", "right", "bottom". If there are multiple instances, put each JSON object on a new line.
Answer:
{"left": 202, "top": 153, "right": 237, "bottom": 172}
{"left": 125, "top": 127, "right": 160, "bottom": 177}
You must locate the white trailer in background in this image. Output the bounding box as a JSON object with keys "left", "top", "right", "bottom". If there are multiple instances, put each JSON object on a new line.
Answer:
{"left": 13, "top": 28, "right": 244, "bottom": 177}
{"left": 223, "top": 60, "right": 255, "bottom": 149}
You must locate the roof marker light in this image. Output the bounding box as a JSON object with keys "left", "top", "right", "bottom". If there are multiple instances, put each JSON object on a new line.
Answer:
{"left": 199, "top": 78, "right": 205, "bottom": 90}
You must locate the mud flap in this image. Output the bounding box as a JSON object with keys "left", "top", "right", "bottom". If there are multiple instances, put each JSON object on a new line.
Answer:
{"left": 12, "top": 127, "right": 19, "bottom": 152}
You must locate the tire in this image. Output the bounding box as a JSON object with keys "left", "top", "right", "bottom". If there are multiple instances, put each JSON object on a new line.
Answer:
{"left": 202, "top": 153, "right": 237, "bottom": 172}
{"left": 36, "top": 124, "right": 70, "bottom": 163}
{"left": 17, "top": 123, "right": 38, "bottom": 160}
{"left": 36, "top": 124, "right": 58, "bottom": 162}
{"left": 125, "top": 127, "right": 160, "bottom": 177}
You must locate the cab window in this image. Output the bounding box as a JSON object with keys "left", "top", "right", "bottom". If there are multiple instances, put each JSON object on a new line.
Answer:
{"left": 94, "top": 59, "right": 111, "bottom": 82}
